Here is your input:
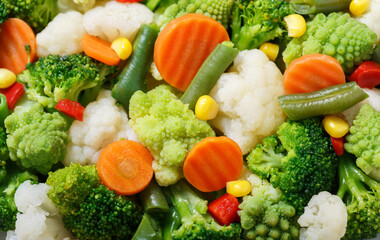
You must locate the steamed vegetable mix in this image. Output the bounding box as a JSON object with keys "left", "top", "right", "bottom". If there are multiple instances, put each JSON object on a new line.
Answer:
{"left": 1, "top": 0, "right": 380, "bottom": 239}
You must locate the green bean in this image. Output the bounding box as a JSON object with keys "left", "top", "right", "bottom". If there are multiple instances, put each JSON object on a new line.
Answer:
{"left": 139, "top": 179, "right": 169, "bottom": 214}
{"left": 371, "top": 45, "right": 380, "bottom": 65}
{"left": 0, "top": 94, "right": 9, "bottom": 127}
{"left": 131, "top": 213, "right": 162, "bottom": 240}
{"left": 290, "top": 0, "right": 351, "bottom": 15}
{"left": 278, "top": 82, "right": 369, "bottom": 120}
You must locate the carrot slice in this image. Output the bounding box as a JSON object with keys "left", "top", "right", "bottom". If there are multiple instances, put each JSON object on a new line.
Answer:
{"left": 183, "top": 136, "right": 243, "bottom": 192}
{"left": 0, "top": 18, "right": 37, "bottom": 75}
{"left": 283, "top": 53, "right": 346, "bottom": 94}
{"left": 154, "top": 13, "right": 230, "bottom": 92}
{"left": 81, "top": 34, "right": 120, "bottom": 66}
{"left": 97, "top": 140, "right": 154, "bottom": 195}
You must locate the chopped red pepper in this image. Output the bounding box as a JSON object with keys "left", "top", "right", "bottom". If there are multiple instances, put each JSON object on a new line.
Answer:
{"left": 55, "top": 99, "right": 85, "bottom": 121}
{"left": 0, "top": 82, "right": 25, "bottom": 110}
{"left": 348, "top": 61, "right": 380, "bottom": 89}
{"left": 331, "top": 136, "right": 345, "bottom": 156}
{"left": 207, "top": 193, "right": 240, "bottom": 226}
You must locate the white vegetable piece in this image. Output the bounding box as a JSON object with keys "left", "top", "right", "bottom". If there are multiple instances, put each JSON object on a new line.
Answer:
{"left": 356, "top": 0, "right": 380, "bottom": 44}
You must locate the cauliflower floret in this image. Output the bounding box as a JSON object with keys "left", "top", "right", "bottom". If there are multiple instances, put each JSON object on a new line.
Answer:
{"left": 356, "top": 0, "right": 380, "bottom": 44}
{"left": 63, "top": 89, "right": 138, "bottom": 166}
{"left": 36, "top": 11, "right": 86, "bottom": 57}
{"left": 58, "top": 0, "right": 96, "bottom": 13}
{"left": 298, "top": 191, "right": 347, "bottom": 240}
{"left": 83, "top": 1, "right": 154, "bottom": 43}
{"left": 7, "top": 181, "right": 72, "bottom": 240}
{"left": 209, "top": 49, "right": 286, "bottom": 154}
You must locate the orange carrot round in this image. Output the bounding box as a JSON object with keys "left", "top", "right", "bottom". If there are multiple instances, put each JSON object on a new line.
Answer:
{"left": 97, "top": 140, "right": 154, "bottom": 195}
{"left": 283, "top": 53, "right": 346, "bottom": 94}
{"left": 183, "top": 136, "right": 243, "bottom": 192}
{"left": 0, "top": 18, "right": 37, "bottom": 75}
{"left": 154, "top": 13, "right": 230, "bottom": 92}
{"left": 81, "top": 34, "right": 120, "bottom": 66}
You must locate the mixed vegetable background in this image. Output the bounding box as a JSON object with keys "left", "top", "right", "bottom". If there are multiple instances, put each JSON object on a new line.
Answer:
{"left": 0, "top": 0, "right": 379, "bottom": 239}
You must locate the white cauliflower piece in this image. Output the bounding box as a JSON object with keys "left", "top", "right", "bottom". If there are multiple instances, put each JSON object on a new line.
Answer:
{"left": 7, "top": 181, "right": 72, "bottom": 240}
{"left": 58, "top": 0, "right": 96, "bottom": 13}
{"left": 298, "top": 191, "right": 347, "bottom": 240}
{"left": 36, "top": 11, "right": 86, "bottom": 57}
{"left": 356, "top": 0, "right": 380, "bottom": 44}
{"left": 64, "top": 89, "right": 138, "bottom": 166}
{"left": 209, "top": 49, "right": 286, "bottom": 154}
{"left": 83, "top": 1, "right": 154, "bottom": 43}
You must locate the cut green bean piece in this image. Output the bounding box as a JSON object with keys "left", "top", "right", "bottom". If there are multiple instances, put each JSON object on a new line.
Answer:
{"left": 0, "top": 94, "right": 8, "bottom": 127}
{"left": 131, "top": 213, "right": 162, "bottom": 240}
{"left": 290, "top": 0, "right": 351, "bottom": 14}
{"left": 139, "top": 179, "right": 169, "bottom": 214}
{"left": 371, "top": 45, "right": 380, "bottom": 65}
{"left": 278, "top": 82, "right": 369, "bottom": 120}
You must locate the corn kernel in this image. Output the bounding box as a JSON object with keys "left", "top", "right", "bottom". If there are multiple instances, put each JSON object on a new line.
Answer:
{"left": 259, "top": 43, "right": 280, "bottom": 61}
{"left": 350, "top": 0, "right": 370, "bottom": 17}
{"left": 111, "top": 37, "right": 132, "bottom": 60}
{"left": 226, "top": 180, "right": 251, "bottom": 197}
{"left": 0, "top": 68, "right": 16, "bottom": 89}
{"left": 284, "top": 14, "right": 306, "bottom": 38}
{"left": 195, "top": 95, "right": 219, "bottom": 121}
{"left": 322, "top": 115, "right": 350, "bottom": 138}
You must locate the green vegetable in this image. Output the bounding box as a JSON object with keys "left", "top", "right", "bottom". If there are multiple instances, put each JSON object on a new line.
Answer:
{"left": 283, "top": 12, "right": 377, "bottom": 74}
{"left": 0, "top": 1, "right": 9, "bottom": 26}
{"left": 132, "top": 212, "right": 163, "bottom": 240}
{"left": 4, "top": 103, "right": 69, "bottom": 175}
{"left": 112, "top": 24, "right": 159, "bottom": 111}
{"left": 17, "top": 53, "right": 117, "bottom": 108}
{"left": 336, "top": 153, "right": 380, "bottom": 240}
{"left": 290, "top": 0, "right": 351, "bottom": 15}
{"left": 63, "top": 184, "right": 144, "bottom": 240}
{"left": 0, "top": 94, "right": 9, "bottom": 127}
{"left": 129, "top": 84, "right": 215, "bottom": 186}
{"left": 231, "top": 0, "right": 294, "bottom": 50}
{"left": 180, "top": 42, "right": 239, "bottom": 111}
{"left": 247, "top": 117, "right": 338, "bottom": 214}
{"left": 139, "top": 179, "right": 170, "bottom": 214}
{"left": 278, "top": 82, "right": 369, "bottom": 120}
{"left": 371, "top": 45, "right": 380, "bottom": 64}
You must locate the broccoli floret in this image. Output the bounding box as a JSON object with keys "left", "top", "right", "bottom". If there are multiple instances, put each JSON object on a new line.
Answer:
{"left": 46, "top": 163, "right": 101, "bottom": 215}
{"left": 17, "top": 53, "right": 117, "bottom": 108}
{"left": 344, "top": 104, "right": 380, "bottom": 177}
{"left": 4, "top": 102, "right": 69, "bottom": 175}
{"left": 0, "top": 1, "right": 10, "bottom": 26}
{"left": 129, "top": 84, "right": 215, "bottom": 186}
{"left": 336, "top": 153, "right": 380, "bottom": 240}
{"left": 230, "top": 0, "right": 294, "bottom": 50}
{"left": 247, "top": 117, "right": 338, "bottom": 214}
{"left": 2, "top": 0, "right": 58, "bottom": 33}
{"left": 154, "top": 0, "right": 234, "bottom": 29}
{"left": 283, "top": 12, "right": 377, "bottom": 74}
{"left": 0, "top": 160, "right": 38, "bottom": 231}
{"left": 63, "top": 184, "right": 143, "bottom": 240}
{"left": 163, "top": 180, "right": 242, "bottom": 240}
{"left": 238, "top": 174, "right": 300, "bottom": 240}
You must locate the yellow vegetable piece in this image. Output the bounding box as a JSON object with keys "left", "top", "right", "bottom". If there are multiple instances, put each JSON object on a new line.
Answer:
{"left": 0, "top": 68, "right": 16, "bottom": 89}
{"left": 322, "top": 115, "right": 350, "bottom": 138}
{"left": 111, "top": 37, "right": 132, "bottom": 60}
{"left": 259, "top": 43, "right": 279, "bottom": 61}
{"left": 195, "top": 95, "right": 219, "bottom": 121}
{"left": 284, "top": 14, "right": 306, "bottom": 38}
{"left": 226, "top": 180, "right": 251, "bottom": 197}
{"left": 350, "top": 0, "right": 370, "bottom": 17}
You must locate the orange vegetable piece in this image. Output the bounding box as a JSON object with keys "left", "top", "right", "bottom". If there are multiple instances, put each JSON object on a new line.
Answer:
{"left": 81, "top": 34, "right": 120, "bottom": 66}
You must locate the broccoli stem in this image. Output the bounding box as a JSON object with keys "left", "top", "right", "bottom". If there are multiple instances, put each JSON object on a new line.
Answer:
{"left": 162, "top": 205, "right": 181, "bottom": 240}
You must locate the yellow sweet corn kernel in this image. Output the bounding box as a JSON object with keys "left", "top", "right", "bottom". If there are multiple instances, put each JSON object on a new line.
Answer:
{"left": 0, "top": 68, "right": 16, "bottom": 89}
{"left": 195, "top": 95, "right": 219, "bottom": 121}
{"left": 259, "top": 43, "right": 280, "bottom": 61}
{"left": 284, "top": 14, "right": 306, "bottom": 38}
{"left": 111, "top": 37, "right": 133, "bottom": 60}
{"left": 350, "top": 0, "right": 370, "bottom": 16}
{"left": 322, "top": 115, "right": 350, "bottom": 138}
{"left": 226, "top": 180, "right": 251, "bottom": 197}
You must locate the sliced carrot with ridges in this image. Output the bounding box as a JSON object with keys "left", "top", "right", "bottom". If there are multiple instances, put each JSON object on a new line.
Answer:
{"left": 81, "top": 34, "right": 120, "bottom": 66}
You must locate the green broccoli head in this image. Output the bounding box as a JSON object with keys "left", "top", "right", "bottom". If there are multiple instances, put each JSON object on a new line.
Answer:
{"left": 344, "top": 104, "right": 380, "bottom": 176}
{"left": 17, "top": 53, "right": 117, "bottom": 108}
{"left": 129, "top": 84, "right": 215, "bottom": 186}
{"left": 0, "top": 1, "right": 10, "bottom": 26}
{"left": 63, "top": 184, "right": 144, "bottom": 240}
{"left": 4, "top": 102, "right": 69, "bottom": 175}
{"left": 337, "top": 153, "right": 380, "bottom": 240}
{"left": 283, "top": 12, "right": 377, "bottom": 74}
{"left": 46, "top": 163, "right": 101, "bottom": 215}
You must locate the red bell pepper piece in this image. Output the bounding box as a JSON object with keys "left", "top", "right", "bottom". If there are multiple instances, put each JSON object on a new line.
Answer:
{"left": 348, "top": 61, "right": 380, "bottom": 89}
{"left": 207, "top": 193, "right": 240, "bottom": 226}
{"left": 55, "top": 99, "right": 85, "bottom": 121}
{"left": 0, "top": 82, "right": 25, "bottom": 110}
{"left": 331, "top": 136, "right": 345, "bottom": 156}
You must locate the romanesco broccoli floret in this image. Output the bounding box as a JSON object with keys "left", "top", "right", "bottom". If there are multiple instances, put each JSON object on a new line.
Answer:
{"left": 4, "top": 102, "right": 69, "bottom": 175}
{"left": 154, "top": 0, "right": 234, "bottom": 29}
{"left": 46, "top": 163, "right": 101, "bottom": 215}
{"left": 129, "top": 84, "right": 215, "bottom": 186}
{"left": 337, "top": 153, "right": 380, "bottom": 240}
{"left": 344, "top": 104, "right": 380, "bottom": 177}
{"left": 17, "top": 53, "right": 117, "bottom": 108}
{"left": 63, "top": 184, "right": 143, "bottom": 240}
{"left": 283, "top": 12, "right": 377, "bottom": 74}
{"left": 230, "top": 0, "right": 293, "bottom": 50}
